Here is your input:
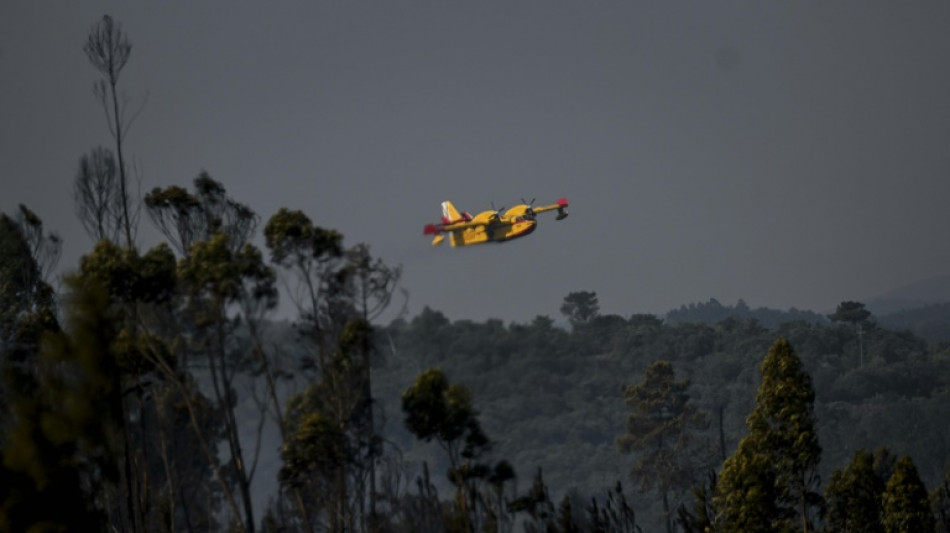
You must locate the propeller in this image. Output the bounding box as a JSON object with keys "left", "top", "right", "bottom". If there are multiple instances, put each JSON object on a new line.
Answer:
{"left": 490, "top": 201, "right": 505, "bottom": 219}
{"left": 521, "top": 197, "right": 537, "bottom": 217}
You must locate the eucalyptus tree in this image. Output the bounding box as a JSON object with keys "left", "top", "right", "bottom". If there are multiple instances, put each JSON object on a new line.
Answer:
{"left": 401, "top": 367, "right": 502, "bottom": 533}
{"left": 144, "top": 174, "right": 276, "bottom": 532}
{"left": 882, "top": 456, "right": 935, "bottom": 533}
{"left": 823, "top": 449, "right": 885, "bottom": 533}
{"left": 714, "top": 338, "right": 822, "bottom": 533}
{"left": 0, "top": 210, "right": 60, "bottom": 439}
{"left": 178, "top": 231, "right": 277, "bottom": 533}
{"left": 279, "top": 318, "right": 373, "bottom": 532}
{"left": 83, "top": 15, "right": 146, "bottom": 248}
{"left": 265, "top": 208, "right": 400, "bottom": 531}
{"left": 145, "top": 172, "right": 258, "bottom": 258}
{"left": 74, "top": 146, "right": 123, "bottom": 244}
{"left": 74, "top": 238, "right": 184, "bottom": 532}
{"left": 0, "top": 211, "right": 58, "bottom": 361}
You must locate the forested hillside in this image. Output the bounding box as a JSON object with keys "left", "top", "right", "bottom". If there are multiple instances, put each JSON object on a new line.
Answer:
{"left": 371, "top": 298, "right": 950, "bottom": 531}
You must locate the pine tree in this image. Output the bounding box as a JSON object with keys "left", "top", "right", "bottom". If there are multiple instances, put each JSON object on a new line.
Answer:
{"left": 617, "top": 360, "right": 709, "bottom": 533}
{"left": 714, "top": 338, "right": 822, "bottom": 532}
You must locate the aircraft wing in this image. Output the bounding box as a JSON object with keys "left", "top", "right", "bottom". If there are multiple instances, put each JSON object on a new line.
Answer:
{"left": 531, "top": 197, "right": 569, "bottom": 218}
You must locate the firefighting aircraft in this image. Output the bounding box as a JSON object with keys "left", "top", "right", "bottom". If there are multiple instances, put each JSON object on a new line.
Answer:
{"left": 423, "top": 197, "right": 568, "bottom": 247}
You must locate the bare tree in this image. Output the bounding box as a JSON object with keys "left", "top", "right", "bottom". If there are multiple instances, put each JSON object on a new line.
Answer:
{"left": 84, "top": 14, "right": 145, "bottom": 248}
{"left": 74, "top": 146, "right": 124, "bottom": 243}
{"left": 15, "top": 204, "right": 62, "bottom": 285}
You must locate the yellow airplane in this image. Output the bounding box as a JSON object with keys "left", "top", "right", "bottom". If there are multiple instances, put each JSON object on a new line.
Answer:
{"left": 423, "top": 197, "right": 568, "bottom": 246}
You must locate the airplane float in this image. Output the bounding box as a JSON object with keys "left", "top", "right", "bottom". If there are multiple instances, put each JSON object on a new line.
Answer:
{"left": 423, "top": 197, "right": 568, "bottom": 247}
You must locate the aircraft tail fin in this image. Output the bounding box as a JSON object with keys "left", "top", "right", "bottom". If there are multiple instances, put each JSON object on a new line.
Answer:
{"left": 441, "top": 201, "right": 461, "bottom": 224}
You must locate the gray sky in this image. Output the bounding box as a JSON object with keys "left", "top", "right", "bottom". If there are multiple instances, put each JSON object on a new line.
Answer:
{"left": 3, "top": 2, "right": 950, "bottom": 323}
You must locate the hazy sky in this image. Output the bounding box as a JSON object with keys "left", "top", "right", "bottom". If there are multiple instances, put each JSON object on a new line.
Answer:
{"left": 3, "top": 2, "right": 950, "bottom": 323}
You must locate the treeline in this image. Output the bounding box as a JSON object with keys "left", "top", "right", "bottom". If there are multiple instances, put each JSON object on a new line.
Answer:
{"left": 666, "top": 296, "right": 950, "bottom": 344}
{"left": 665, "top": 297, "right": 826, "bottom": 327}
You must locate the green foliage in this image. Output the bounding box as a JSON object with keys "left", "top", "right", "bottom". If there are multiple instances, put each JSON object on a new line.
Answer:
{"left": 0, "top": 213, "right": 58, "bottom": 350}
{"left": 76, "top": 239, "right": 177, "bottom": 305}
{"left": 560, "top": 291, "right": 600, "bottom": 328}
{"left": 878, "top": 303, "right": 950, "bottom": 343}
{"left": 716, "top": 447, "right": 784, "bottom": 533}
{"left": 0, "top": 279, "right": 126, "bottom": 532}
{"left": 714, "top": 338, "right": 822, "bottom": 532}
{"left": 145, "top": 172, "right": 259, "bottom": 255}
{"left": 617, "top": 360, "right": 709, "bottom": 533}
{"left": 882, "top": 456, "right": 935, "bottom": 533}
{"left": 180, "top": 234, "right": 276, "bottom": 307}
{"left": 667, "top": 298, "right": 825, "bottom": 327}
{"left": 823, "top": 449, "right": 885, "bottom": 533}
{"left": 401, "top": 368, "right": 502, "bottom": 532}
{"left": 0, "top": 212, "right": 61, "bottom": 415}
{"left": 280, "top": 409, "right": 345, "bottom": 488}
{"left": 402, "top": 368, "right": 490, "bottom": 466}
{"left": 73, "top": 240, "right": 178, "bottom": 378}
{"left": 829, "top": 301, "right": 872, "bottom": 324}
{"left": 264, "top": 208, "right": 343, "bottom": 266}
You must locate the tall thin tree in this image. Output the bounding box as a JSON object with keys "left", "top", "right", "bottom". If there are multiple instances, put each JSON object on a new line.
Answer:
{"left": 84, "top": 15, "right": 145, "bottom": 249}
{"left": 617, "top": 360, "right": 710, "bottom": 533}
{"left": 714, "top": 338, "right": 822, "bottom": 533}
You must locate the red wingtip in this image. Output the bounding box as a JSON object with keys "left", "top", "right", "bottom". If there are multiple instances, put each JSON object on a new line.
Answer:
{"left": 557, "top": 197, "right": 568, "bottom": 207}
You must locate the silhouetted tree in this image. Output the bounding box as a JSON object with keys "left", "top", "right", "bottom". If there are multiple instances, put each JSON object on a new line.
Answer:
{"left": 266, "top": 208, "right": 401, "bottom": 531}
{"left": 74, "top": 146, "right": 123, "bottom": 244}
{"left": 145, "top": 172, "right": 259, "bottom": 257}
{"left": 829, "top": 301, "right": 872, "bottom": 367}
{"left": 0, "top": 279, "right": 124, "bottom": 532}
{"left": 84, "top": 14, "right": 144, "bottom": 248}
{"left": 402, "top": 368, "right": 497, "bottom": 532}
{"left": 932, "top": 465, "right": 950, "bottom": 533}
{"left": 178, "top": 230, "right": 277, "bottom": 533}
{"left": 617, "top": 360, "right": 709, "bottom": 533}
{"left": 560, "top": 291, "right": 599, "bottom": 328}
